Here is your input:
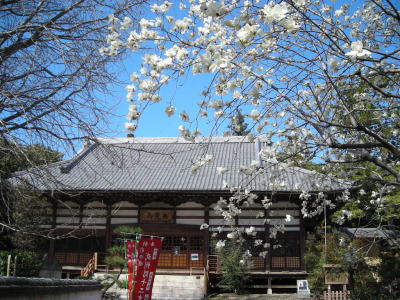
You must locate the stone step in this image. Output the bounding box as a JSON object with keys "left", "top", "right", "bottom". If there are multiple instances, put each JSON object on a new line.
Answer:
{"left": 94, "top": 273, "right": 205, "bottom": 300}
{"left": 152, "top": 274, "right": 205, "bottom": 300}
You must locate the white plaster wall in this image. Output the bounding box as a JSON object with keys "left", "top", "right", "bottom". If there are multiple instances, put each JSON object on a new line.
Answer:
{"left": 269, "top": 209, "right": 300, "bottom": 217}
{"left": 83, "top": 201, "right": 106, "bottom": 217}
{"left": 39, "top": 225, "right": 52, "bottom": 229}
{"left": 240, "top": 210, "right": 264, "bottom": 217}
{"left": 268, "top": 219, "right": 300, "bottom": 226}
{"left": 112, "top": 201, "right": 137, "bottom": 215}
{"left": 285, "top": 227, "right": 301, "bottom": 231}
{"left": 57, "top": 201, "right": 79, "bottom": 214}
{"left": 82, "top": 202, "right": 107, "bottom": 228}
{"left": 56, "top": 201, "right": 79, "bottom": 225}
{"left": 176, "top": 210, "right": 204, "bottom": 217}
{"left": 177, "top": 201, "right": 204, "bottom": 208}
{"left": 80, "top": 225, "right": 106, "bottom": 229}
{"left": 112, "top": 201, "right": 137, "bottom": 208}
{"left": 111, "top": 218, "right": 138, "bottom": 224}
{"left": 209, "top": 210, "right": 223, "bottom": 217}
{"left": 176, "top": 219, "right": 204, "bottom": 225}
{"left": 176, "top": 203, "right": 204, "bottom": 225}
{"left": 238, "top": 219, "right": 265, "bottom": 226}
{"left": 270, "top": 201, "right": 298, "bottom": 208}
{"left": 111, "top": 209, "right": 138, "bottom": 216}
{"left": 56, "top": 217, "right": 79, "bottom": 224}
{"left": 245, "top": 203, "right": 263, "bottom": 208}
{"left": 209, "top": 219, "right": 234, "bottom": 226}
{"left": 111, "top": 201, "right": 138, "bottom": 224}
{"left": 142, "top": 201, "right": 173, "bottom": 208}
{"left": 81, "top": 217, "right": 107, "bottom": 224}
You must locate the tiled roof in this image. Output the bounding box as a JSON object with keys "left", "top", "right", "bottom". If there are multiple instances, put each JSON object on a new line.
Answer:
{"left": 12, "top": 136, "right": 352, "bottom": 193}
{"left": 341, "top": 228, "right": 399, "bottom": 240}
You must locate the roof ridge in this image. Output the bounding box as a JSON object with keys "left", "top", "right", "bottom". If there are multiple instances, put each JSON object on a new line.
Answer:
{"left": 9, "top": 159, "right": 71, "bottom": 178}
{"left": 11, "top": 136, "right": 352, "bottom": 193}
{"left": 96, "top": 136, "right": 270, "bottom": 144}
{"left": 59, "top": 142, "right": 98, "bottom": 174}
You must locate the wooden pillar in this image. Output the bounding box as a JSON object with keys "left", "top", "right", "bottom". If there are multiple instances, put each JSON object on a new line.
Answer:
{"left": 137, "top": 204, "right": 142, "bottom": 225}
{"left": 204, "top": 205, "right": 210, "bottom": 267}
{"left": 264, "top": 195, "right": 272, "bottom": 271}
{"left": 204, "top": 204, "right": 210, "bottom": 224}
{"left": 79, "top": 202, "right": 84, "bottom": 229}
{"left": 105, "top": 204, "right": 112, "bottom": 250}
{"left": 235, "top": 199, "right": 239, "bottom": 227}
{"left": 49, "top": 200, "right": 57, "bottom": 255}
{"left": 267, "top": 277, "right": 272, "bottom": 294}
{"left": 173, "top": 202, "right": 177, "bottom": 224}
{"left": 77, "top": 202, "right": 84, "bottom": 263}
{"left": 300, "top": 216, "right": 306, "bottom": 270}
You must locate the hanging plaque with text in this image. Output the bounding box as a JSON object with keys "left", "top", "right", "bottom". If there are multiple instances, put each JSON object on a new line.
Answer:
{"left": 140, "top": 210, "right": 174, "bottom": 224}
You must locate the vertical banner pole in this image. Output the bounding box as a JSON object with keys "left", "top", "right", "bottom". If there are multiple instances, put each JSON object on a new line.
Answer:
{"left": 132, "top": 234, "right": 140, "bottom": 300}
{"left": 124, "top": 239, "right": 128, "bottom": 300}
{"left": 126, "top": 236, "right": 139, "bottom": 300}
{"left": 132, "top": 236, "right": 163, "bottom": 300}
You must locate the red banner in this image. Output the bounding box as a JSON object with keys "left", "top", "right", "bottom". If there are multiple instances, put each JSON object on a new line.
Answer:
{"left": 126, "top": 240, "right": 136, "bottom": 295}
{"left": 133, "top": 237, "right": 163, "bottom": 300}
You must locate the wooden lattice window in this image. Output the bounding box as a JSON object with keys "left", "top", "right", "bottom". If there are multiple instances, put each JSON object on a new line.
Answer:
{"left": 189, "top": 236, "right": 203, "bottom": 250}
{"left": 172, "top": 254, "right": 188, "bottom": 267}
{"left": 158, "top": 253, "right": 172, "bottom": 267}
{"left": 147, "top": 233, "right": 205, "bottom": 269}
{"left": 172, "top": 236, "right": 187, "bottom": 250}
{"left": 250, "top": 257, "right": 265, "bottom": 270}
{"left": 162, "top": 236, "right": 173, "bottom": 250}
{"left": 271, "top": 231, "right": 301, "bottom": 270}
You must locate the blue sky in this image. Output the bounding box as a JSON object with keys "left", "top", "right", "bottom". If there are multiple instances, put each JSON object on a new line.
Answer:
{"left": 107, "top": 58, "right": 220, "bottom": 138}
{"left": 101, "top": 3, "right": 214, "bottom": 139}
{"left": 100, "top": 0, "right": 366, "bottom": 140}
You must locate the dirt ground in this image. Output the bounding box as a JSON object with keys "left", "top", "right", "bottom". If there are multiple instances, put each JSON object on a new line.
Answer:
{"left": 208, "top": 293, "right": 300, "bottom": 300}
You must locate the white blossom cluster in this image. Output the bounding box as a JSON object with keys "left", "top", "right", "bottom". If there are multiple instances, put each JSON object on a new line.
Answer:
{"left": 104, "top": 0, "right": 399, "bottom": 251}
{"left": 191, "top": 154, "right": 213, "bottom": 173}
{"left": 300, "top": 191, "right": 335, "bottom": 218}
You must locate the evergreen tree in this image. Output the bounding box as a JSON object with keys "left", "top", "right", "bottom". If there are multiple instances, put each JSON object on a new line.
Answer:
{"left": 227, "top": 109, "right": 250, "bottom": 136}
{"left": 0, "top": 139, "right": 62, "bottom": 249}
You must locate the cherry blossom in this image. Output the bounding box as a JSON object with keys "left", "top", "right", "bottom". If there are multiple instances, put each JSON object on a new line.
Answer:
{"left": 104, "top": 0, "right": 399, "bottom": 250}
{"left": 345, "top": 41, "right": 372, "bottom": 58}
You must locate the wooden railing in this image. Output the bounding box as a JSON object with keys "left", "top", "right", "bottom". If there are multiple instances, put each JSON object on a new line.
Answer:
{"left": 323, "top": 291, "right": 350, "bottom": 300}
{"left": 271, "top": 256, "right": 301, "bottom": 270}
{"left": 207, "top": 255, "right": 220, "bottom": 273}
{"left": 55, "top": 251, "right": 93, "bottom": 266}
{"left": 207, "top": 254, "right": 303, "bottom": 273}
{"left": 80, "top": 252, "right": 98, "bottom": 277}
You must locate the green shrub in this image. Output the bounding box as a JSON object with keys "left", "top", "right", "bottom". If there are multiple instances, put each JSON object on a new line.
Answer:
{"left": 217, "top": 244, "right": 250, "bottom": 294}
{"left": 0, "top": 250, "right": 41, "bottom": 277}
{"left": 305, "top": 230, "right": 400, "bottom": 300}
{"left": 100, "top": 225, "right": 142, "bottom": 299}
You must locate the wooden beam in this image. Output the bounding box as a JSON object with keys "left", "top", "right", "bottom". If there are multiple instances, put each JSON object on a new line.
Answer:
{"left": 264, "top": 205, "right": 271, "bottom": 271}
{"left": 204, "top": 205, "right": 210, "bottom": 268}
{"left": 267, "top": 277, "right": 272, "bottom": 294}
{"left": 79, "top": 202, "right": 83, "bottom": 229}
{"left": 300, "top": 216, "right": 306, "bottom": 271}
{"left": 49, "top": 200, "right": 57, "bottom": 255}
{"left": 105, "top": 204, "right": 112, "bottom": 249}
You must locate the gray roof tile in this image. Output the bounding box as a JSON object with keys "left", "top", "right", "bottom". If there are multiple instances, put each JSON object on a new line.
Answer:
{"left": 12, "top": 137, "right": 352, "bottom": 193}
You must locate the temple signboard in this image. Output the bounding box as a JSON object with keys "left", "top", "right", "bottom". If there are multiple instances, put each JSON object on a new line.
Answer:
{"left": 140, "top": 209, "right": 174, "bottom": 224}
